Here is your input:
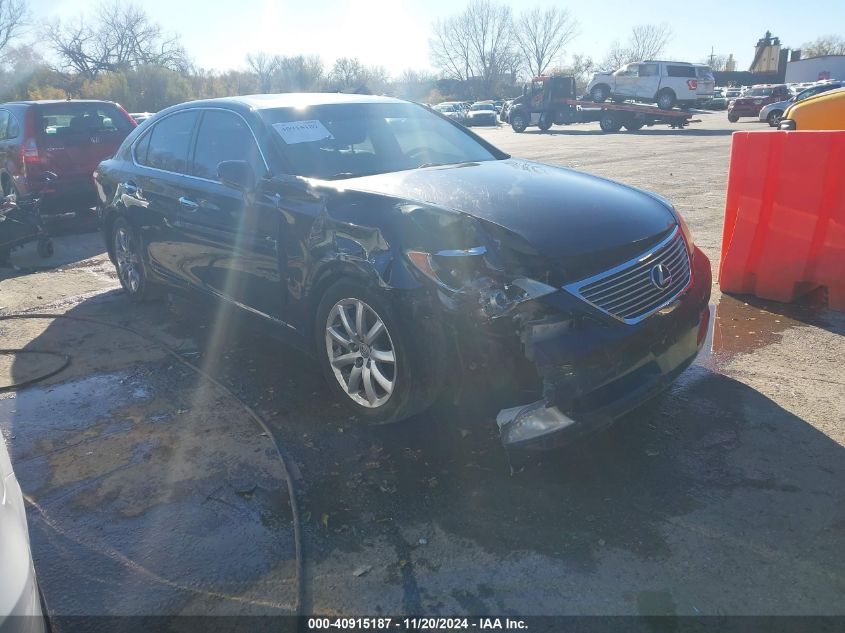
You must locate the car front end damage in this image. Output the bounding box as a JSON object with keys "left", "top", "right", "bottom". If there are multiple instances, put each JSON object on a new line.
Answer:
{"left": 407, "top": 221, "right": 712, "bottom": 451}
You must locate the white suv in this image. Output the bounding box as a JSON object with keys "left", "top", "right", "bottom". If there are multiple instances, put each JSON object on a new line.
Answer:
{"left": 587, "top": 61, "right": 715, "bottom": 109}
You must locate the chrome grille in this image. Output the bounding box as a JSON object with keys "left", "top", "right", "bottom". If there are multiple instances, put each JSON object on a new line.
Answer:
{"left": 565, "top": 228, "right": 691, "bottom": 324}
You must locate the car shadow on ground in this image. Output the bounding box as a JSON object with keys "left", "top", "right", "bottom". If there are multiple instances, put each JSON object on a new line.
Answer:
{"left": 7, "top": 291, "right": 844, "bottom": 614}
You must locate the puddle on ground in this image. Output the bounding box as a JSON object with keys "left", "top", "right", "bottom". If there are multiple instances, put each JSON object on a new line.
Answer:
{"left": 698, "top": 293, "right": 842, "bottom": 370}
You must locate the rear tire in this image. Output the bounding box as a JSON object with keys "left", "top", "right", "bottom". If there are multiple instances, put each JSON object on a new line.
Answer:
{"left": 315, "top": 280, "right": 436, "bottom": 425}
{"left": 624, "top": 120, "right": 645, "bottom": 131}
{"left": 728, "top": 113, "right": 739, "bottom": 123}
{"left": 657, "top": 89, "right": 676, "bottom": 110}
{"left": 111, "top": 216, "right": 159, "bottom": 302}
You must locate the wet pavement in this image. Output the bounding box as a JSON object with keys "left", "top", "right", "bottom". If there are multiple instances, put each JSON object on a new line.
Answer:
{"left": 1, "top": 113, "right": 843, "bottom": 620}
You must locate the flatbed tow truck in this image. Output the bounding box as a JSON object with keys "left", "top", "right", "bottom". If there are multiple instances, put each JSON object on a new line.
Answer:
{"left": 507, "top": 74, "right": 702, "bottom": 133}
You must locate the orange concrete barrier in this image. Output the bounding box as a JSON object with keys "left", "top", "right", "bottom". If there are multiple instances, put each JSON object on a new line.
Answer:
{"left": 719, "top": 131, "right": 845, "bottom": 311}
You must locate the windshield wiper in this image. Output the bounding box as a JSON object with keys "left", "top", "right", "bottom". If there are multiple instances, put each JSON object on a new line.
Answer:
{"left": 329, "top": 172, "right": 357, "bottom": 180}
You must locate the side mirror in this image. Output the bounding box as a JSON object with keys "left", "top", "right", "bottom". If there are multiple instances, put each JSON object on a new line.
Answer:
{"left": 217, "top": 160, "right": 255, "bottom": 192}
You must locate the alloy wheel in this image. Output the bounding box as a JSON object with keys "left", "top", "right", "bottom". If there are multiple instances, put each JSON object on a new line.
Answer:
{"left": 114, "top": 225, "right": 141, "bottom": 294}
{"left": 325, "top": 298, "right": 396, "bottom": 408}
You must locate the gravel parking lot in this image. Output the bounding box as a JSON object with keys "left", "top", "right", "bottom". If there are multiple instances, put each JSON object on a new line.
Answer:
{"left": 1, "top": 112, "right": 843, "bottom": 621}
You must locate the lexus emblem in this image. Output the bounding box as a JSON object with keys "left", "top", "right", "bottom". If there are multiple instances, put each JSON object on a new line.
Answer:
{"left": 650, "top": 263, "right": 673, "bottom": 289}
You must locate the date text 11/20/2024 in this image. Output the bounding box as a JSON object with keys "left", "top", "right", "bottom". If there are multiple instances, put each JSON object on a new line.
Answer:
{"left": 307, "top": 617, "right": 529, "bottom": 630}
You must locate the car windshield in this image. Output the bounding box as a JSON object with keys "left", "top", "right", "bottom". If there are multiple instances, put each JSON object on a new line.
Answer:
{"left": 434, "top": 104, "right": 455, "bottom": 111}
{"left": 471, "top": 104, "right": 494, "bottom": 111}
{"left": 747, "top": 88, "right": 774, "bottom": 96}
{"left": 261, "top": 102, "right": 503, "bottom": 180}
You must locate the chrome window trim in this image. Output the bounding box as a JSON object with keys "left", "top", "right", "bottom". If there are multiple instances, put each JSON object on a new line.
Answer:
{"left": 563, "top": 226, "right": 692, "bottom": 325}
{"left": 130, "top": 106, "right": 270, "bottom": 182}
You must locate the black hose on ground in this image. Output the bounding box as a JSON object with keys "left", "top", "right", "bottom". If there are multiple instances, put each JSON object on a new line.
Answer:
{"left": 0, "top": 349, "right": 70, "bottom": 391}
{"left": 0, "top": 312, "right": 305, "bottom": 619}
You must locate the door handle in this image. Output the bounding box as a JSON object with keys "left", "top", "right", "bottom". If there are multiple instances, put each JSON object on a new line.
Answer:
{"left": 123, "top": 181, "right": 138, "bottom": 196}
{"left": 178, "top": 196, "right": 199, "bottom": 211}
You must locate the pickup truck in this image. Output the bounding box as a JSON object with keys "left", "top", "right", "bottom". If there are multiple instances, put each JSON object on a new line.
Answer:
{"left": 587, "top": 61, "right": 714, "bottom": 109}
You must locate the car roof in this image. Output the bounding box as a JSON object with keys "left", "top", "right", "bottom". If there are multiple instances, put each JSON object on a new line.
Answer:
{"left": 175, "top": 93, "right": 406, "bottom": 112}
{"left": 641, "top": 60, "right": 695, "bottom": 65}
{"left": 2, "top": 99, "right": 119, "bottom": 106}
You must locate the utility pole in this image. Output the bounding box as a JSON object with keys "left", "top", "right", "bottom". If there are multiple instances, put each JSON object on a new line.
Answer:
{"left": 709, "top": 46, "right": 715, "bottom": 67}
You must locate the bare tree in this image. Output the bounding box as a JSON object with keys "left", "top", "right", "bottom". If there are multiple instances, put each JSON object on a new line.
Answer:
{"left": 514, "top": 6, "right": 578, "bottom": 78}
{"left": 801, "top": 35, "right": 845, "bottom": 58}
{"left": 602, "top": 23, "right": 673, "bottom": 69}
{"left": 429, "top": 0, "right": 516, "bottom": 97}
{"left": 45, "top": 2, "right": 187, "bottom": 79}
{"left": 629, "top": 24, "right": 672, "bottom": 61}
{"left": 328, "top": 57, "right": 366, "bottom": 89}
{"left": 429, "top": 16, "right": 473, "bottom": 81}
{"left": 701, "top": 54, "right": 728, "bottom": 71}
{"left": 246, "top": 52, "right": 281, "bottom": 92}
{"left": 0, "top": 0, "right": 26, "bottom": 61}
{"left": 275, "top": 55, "right": 324, "bottom": 92}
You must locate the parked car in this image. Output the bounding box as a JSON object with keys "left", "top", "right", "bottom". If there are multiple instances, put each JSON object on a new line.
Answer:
{"left": 759, "top": 81, "right": 843, "bottom": 126}
{"left": 0, "top": 100, "right": 136, "bottom": 218}
{"left": 466, "top": 102, "right": 498, "bottom": 126}
{"left": 706, "top": 87, "right": 728, "bottom": 110}
{"left": 1, "top": 433, "right": 48, "bottom": 631}
{"left": 780, "top": 86, "right": 845, "bottom": 131}
{"left": 433, "top": 102, "right": 466, "bottom": 124}
{"left": 94, "top": 94, "right": 711, "bottom": 449}
{"left": 587, "top": 61, "right": 714, "bottom": 109}
{"left": 727, "top": 84, "right": 791, "bottom": 122}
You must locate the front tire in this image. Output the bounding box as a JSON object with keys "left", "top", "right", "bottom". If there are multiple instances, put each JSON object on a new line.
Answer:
{"left": 767, "top": 110, "right": 783, "bottom": 127}
{"left": 111, "top": 216, "right": 158, "bottom": 301}
{"left": 315, "top": 280, "right": 434, "bottom": 424}
{"left": 590, "top": 85, "right": 610, "bottom": 103}
{"left": 510, "top": 110, "right": 528, "bottom": 133}
{"left": 728, "top": 113, "right": 739, "bottom": 123}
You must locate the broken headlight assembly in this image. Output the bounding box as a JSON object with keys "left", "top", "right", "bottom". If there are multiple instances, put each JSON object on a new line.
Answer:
{"left": 406, "top": 248, "right": 558, "bottom": 319}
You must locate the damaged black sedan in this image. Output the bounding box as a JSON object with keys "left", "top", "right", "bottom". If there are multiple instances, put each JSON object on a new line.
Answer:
{"left": 94, "top": 94, "right": 711, "bottom": 449}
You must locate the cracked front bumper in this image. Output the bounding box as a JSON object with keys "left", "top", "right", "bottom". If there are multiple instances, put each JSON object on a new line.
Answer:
{"left": 498, "top": 247, "right": 712, "bottom": 450}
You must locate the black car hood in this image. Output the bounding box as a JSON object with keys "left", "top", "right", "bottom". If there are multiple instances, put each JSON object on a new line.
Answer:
{"left": 344, "top": 158, "right": 676, "bottom": 273}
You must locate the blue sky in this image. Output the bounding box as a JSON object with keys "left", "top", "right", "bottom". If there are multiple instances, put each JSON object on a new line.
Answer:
{"left": 28, "top": 0, "right": 845, "bottom": 75}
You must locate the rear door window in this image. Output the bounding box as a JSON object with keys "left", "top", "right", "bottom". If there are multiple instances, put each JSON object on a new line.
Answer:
{"left": 0, "top": 110, "right": 9, "bottom": 139}
{"left": 190, "top": 110, "right": 265, "bottom": 180}
{"left": 667, "top": 65, "right": 696, "bottom": 78}
{"left": 35, "top": 103, "right": 133, "bottom": 142}
{"left": 140, "top": 111, "right": 199, "bottom": 174}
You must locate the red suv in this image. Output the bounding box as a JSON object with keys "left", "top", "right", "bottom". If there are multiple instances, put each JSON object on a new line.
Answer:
{"left": 727, "top": 84, "right": 791, "bottom": 122}
{"left": 0, "top": 100, "right": 136, "bottom": 217}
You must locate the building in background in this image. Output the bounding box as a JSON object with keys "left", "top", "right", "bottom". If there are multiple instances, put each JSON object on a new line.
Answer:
{"left": 785, "top": 55, "right": 845, "bottom": 83}
{"left": 750, "top": 32, "right": 781, "bottom": 73}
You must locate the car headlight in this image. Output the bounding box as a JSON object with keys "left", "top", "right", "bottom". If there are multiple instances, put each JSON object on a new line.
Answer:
{"left": 676, "top": 212, "right": 695, "bottom": 253}
{"left": 406, "top": 248, "right": 557, "bottom": 316}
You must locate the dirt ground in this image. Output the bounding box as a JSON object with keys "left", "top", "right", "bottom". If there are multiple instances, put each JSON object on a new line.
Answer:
{"left": 1, "top": 112, "right": 843, "bottom": 621}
